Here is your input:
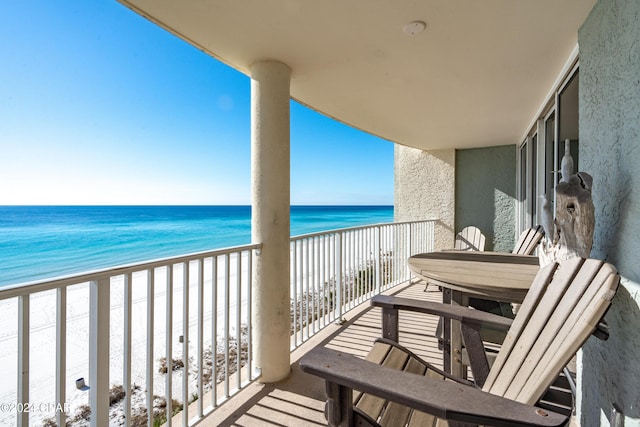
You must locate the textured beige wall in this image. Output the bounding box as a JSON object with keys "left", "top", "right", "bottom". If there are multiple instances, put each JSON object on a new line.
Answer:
{"left": 394, "top": 145, "right": 455, "bottom": 250}
{"left": 577, "top": 0, "right": 640, "bottom": 424}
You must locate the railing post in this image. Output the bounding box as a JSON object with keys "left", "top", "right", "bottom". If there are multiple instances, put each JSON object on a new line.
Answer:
{"left": 89, "top": 278, "right": 110, "bottom": 427}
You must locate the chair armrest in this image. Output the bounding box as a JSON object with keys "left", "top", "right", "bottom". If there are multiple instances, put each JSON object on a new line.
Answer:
{"left": 372, "top": 295, "right": 513, "bottom": 385}
{"left": 372, "top": 295, "right": 513, "bottom": 330}
{"left": 373, "top": 295, "right": 609, "bottom": 339}
{"left": 300, "top": 347, "right": 568, "bottom": 427}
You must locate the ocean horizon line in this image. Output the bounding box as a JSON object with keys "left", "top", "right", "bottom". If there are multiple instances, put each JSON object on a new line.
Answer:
{"left": 0, "top": 203, "right": 394, "bottom": 207}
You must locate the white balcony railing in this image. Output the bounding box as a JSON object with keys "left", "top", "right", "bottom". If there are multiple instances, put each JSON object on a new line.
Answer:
{"left": 0, "top": 219, "right": 435, "bottom": 427}
{"left": 290, "top": 220, "right": 435, "bottom": 348}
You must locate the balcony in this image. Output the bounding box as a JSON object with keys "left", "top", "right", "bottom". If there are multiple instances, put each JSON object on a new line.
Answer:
{"left": 0, "top": 219, "right": 435, "bottom": 427}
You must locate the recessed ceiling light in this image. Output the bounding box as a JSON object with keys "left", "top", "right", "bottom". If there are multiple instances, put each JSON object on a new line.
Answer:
{"left": 403, "top": 20, "right": 426, "bottom": 36}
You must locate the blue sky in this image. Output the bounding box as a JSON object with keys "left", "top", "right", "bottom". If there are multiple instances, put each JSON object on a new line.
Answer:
{"left": 0, "top": 1, "right": 394, "bottom": 206}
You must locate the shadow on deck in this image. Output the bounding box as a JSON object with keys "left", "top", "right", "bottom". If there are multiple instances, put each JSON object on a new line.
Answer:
{"left": 196, "top": 280, "right": 442, "bottom": 427}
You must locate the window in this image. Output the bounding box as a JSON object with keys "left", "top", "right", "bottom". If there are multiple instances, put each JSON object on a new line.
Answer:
{"left": 517, "top": 64, "right": 579, "bottom": 235}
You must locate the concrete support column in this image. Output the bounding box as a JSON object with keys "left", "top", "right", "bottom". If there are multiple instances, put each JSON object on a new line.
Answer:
{"left": 250, "top": 60, "right": 291, "bottom": 382}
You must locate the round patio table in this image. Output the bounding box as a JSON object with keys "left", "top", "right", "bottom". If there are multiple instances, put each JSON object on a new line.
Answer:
{"left": 408, "top": 250, "right": 540, "bottom": 303}
{"left": 407, "top": 250, "right": 540, "bottom": 376}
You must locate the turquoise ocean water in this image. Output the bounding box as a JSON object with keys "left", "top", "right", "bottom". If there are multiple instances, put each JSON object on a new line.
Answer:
{"left": 0, "top": 205, "right": 393, "bottom": 287}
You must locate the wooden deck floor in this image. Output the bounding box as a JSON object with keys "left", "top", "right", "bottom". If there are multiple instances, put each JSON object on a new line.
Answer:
{"left": 196, "top": 280, "right": 444, "bottom": 427}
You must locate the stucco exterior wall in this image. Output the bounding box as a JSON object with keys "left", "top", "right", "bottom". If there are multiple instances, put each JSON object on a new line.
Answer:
{"left": 455, "top": 146, "right": 516, "bottom": 252}
{"left": 394, "top": 145, "right": 455, "bottom": 250}
{"left": 577, "top": 0, "right": 640, "bottom": 424}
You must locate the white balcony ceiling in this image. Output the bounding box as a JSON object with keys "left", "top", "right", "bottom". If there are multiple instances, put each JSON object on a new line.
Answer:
{"left": 118, "top": 0, "right": 596, "bottom": 151}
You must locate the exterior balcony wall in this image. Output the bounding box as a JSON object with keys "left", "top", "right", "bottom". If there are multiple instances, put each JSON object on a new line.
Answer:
{"left": 578, "top": 0, "right": 640, "bottom": 424}
{"left": 394, "top": 145, "right": 456, "bottom": 250}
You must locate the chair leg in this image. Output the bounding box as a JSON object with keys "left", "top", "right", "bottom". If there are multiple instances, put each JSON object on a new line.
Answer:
{"left": 325, "top": 381, "right": 353, "bottom": 427}
{"left": 460, "top": 323, "right": 490, "bottom": 388}
{"left": 382, "top": 307, "right": 399, "bottom": 342}
{"left": 435, "top": 317, "right": 444, "bottom": 350}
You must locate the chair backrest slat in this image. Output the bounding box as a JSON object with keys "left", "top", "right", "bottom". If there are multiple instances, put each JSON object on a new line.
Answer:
{"left": 482, "top": 258, "right": 619, "bottom": 405}
{"left": 502, "top": 259, "right": 603, "bottom": 400}
{"left": 512, "top": 225, "right": 545, "bottom": 255}
{"left": 454, "top": 226, "right": 486, "bottom": 251}
{"left": 516, "top": 267, "right": 618, "bottom": 403}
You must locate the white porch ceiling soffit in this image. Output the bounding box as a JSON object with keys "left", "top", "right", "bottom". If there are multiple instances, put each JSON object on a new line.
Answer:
{"left": 118, "top": 0, "right": 596, "bottom": 151}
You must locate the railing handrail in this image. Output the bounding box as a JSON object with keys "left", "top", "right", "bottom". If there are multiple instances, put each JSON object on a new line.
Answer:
{"left": 0, "top": 243, "right": 262, "bottom": 300}
{"left": 290, "top": 218, "right": 439, "bottom": 241}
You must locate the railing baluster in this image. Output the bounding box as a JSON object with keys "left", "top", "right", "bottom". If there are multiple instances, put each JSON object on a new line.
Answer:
{"left": 292, "top": 241, "right": 297, "bottom": 347}
{"left": 350, "top": 231, "right": 355, "bottom": 308}
{"left": 365, "top": 228, "right": 369, "bottom": 298}
{"left": 246, "top": 250, "right": 253, "bottom": 381}
{"left": 56, "top": 287, "right": 67, "bottom": 427}
{"left": 335, "top": 233, "right": 342, "bottom": 322}
{"left": 124, "top": 273, "right": 132, "bottom": 427}
{"left": 344, "top": 232, "right": 349, "bottom": 310}
{"left": 224, "top": 254, "right": 230, "bottom": 399}
{"left": 17, "top": 295, "right": 29, "bottom": 427}
{"left": 302, "top": 239, "right": 313, "bottom": 340}
{"left": 182, "top": 262, "right": 189, "bottom": 427}
{"left": 197, "top": 259, "right": 204, "bottom": 418}
{"left": 308, "top": 237, "right": 313, "bottom": 335}
{"left": 236, "top": 252, "right": 242, "bottom": 392}
{"left": 374, "top": 226, "right": 380, "bottom": 295}
{"left": 318, "top": 236, "right": 327, "bottom": 328}
{"left": 298, "top": 241, "right": 304, "bottom": 340}
{"left": 165, "top": 266, "right": 173, "bottom": 427}
{"left": 146, "top": 268, "right": 155, "bottom": 427}
{"left": 353, "top": 230, "right": 358, "bottom": 304}
{"left": 344, "top": 232, "right": 349, "bottom": 311}
{"left": 211, "top": 256, "right": 218, "bottom": 408}
{"left": 361, "top": 229, "right": 365, "bottom": 299}
{"left": 352, "top": 230, "right": 357, "bottom": 307}
{"left": 313, "top": 236, "right": 318, "bottom": 333}
{"left": 329, "top": 236, "right": 335, "bottom": 322}
{"left": 364, "top": 228, "right": 369, "bottom": 299}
